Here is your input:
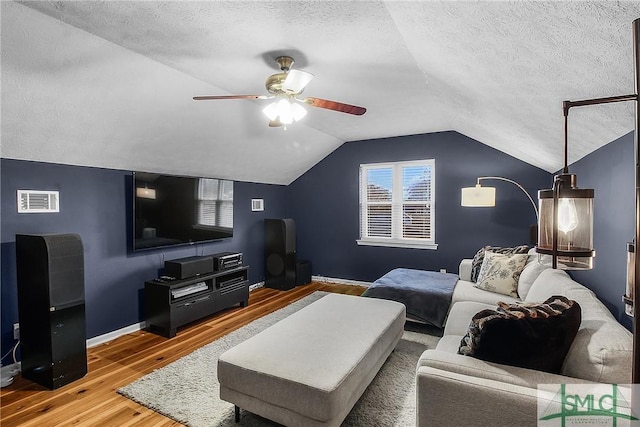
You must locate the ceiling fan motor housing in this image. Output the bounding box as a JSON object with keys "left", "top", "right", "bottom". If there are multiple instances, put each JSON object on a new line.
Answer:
{"left": 265, "top": 73, "right": 287, "bottom": 95}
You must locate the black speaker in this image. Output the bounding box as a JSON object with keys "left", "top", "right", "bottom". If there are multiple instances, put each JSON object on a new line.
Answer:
{"left": 164, "top": 255, "right": 214, "bottom": 279}
{"left": 296, "top": 260, "right": 312, "bottom": 286}
{"left": 264, "top": 219, "right": 296, "bottom": 291}
{"left": 16, "top": 233, "right": 87, "bottom": 389}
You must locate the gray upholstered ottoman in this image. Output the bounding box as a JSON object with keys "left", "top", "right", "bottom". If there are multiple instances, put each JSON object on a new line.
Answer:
{"left": 218, "top": 293, "right": 406, "bottom": 427}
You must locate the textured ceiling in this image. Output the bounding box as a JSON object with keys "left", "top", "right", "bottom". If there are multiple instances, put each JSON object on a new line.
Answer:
{"left": 2, "top": 1, "right": 640, "bottom": 184}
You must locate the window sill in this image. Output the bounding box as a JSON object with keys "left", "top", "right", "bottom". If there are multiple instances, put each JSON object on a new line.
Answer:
{"left": 356, "top": 239, "right": 438, "bottom": 250}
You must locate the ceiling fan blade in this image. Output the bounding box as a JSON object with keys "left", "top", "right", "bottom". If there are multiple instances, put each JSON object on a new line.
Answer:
{"left": 193, "top": 95, "right": 270, "bottom": 100}
{"left": 302, "top": 97, "right": 366, "bottom": 116}
{"left": 282, "top": 70, "right": 314, "bottom": 94}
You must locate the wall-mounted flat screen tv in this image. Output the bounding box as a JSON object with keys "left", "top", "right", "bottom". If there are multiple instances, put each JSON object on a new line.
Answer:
{"left": 133, "top": 172, "right": 233, "bottom": 251}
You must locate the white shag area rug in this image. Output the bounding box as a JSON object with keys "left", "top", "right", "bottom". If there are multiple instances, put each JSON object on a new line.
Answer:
{"left": 118, "top": 291, "right": 440, "bottom": 426}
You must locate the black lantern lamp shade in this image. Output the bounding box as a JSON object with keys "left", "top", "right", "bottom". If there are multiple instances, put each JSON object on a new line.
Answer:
{"left": 537, "top": 173, "right": 594, "bottom": 270}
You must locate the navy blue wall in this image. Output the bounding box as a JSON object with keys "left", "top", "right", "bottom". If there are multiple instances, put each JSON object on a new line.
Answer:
{"left": 568, "top": 131, "right": 634, "bottom": 330}
{"left": 0, "top": 130, "right": 566, "bottom": 357}
{"left": 288, "top": 131, "right": 551, "bottom": 282}
{"left": 1, "top": 158, "right": 288, "bottom": 354}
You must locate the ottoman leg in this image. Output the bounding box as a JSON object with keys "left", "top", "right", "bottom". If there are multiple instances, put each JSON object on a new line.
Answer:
{"left": 235, "top": 405, "right": 240, "bottom": 423}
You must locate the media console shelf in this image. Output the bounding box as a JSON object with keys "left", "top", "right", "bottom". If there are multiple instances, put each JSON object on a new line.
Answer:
{"left": 145, "top": 265, "right": 249, "bottom": 338}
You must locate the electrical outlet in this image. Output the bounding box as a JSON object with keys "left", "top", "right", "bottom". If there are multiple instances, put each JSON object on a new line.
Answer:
{"left": 439, "top": 268, "right": 447, "bottom": 273}
{"left": 13, "top": 323, "right": 19, "bottom": 340}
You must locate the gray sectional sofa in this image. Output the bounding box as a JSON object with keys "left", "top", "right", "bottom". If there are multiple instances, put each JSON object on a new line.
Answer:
{"left": 416, "top": 252, "right": 633, "bottom": 427}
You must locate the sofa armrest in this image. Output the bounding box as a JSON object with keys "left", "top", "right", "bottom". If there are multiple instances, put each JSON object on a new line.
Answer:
{"left": 416, "top": 350, "right": 598, "bottom": 427}
{"left": 458, "top": 259, "right": 472, "bottom": 281}
{"left": 418, "top": 350, "right": 591, "bottom": 388}
{"left": 416, "top": 366, "right": 540, "bottom": 427}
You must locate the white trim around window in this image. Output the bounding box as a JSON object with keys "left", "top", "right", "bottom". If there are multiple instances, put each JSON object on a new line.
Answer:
{"left": 357, "top": 159, "right": 437, "bottom": 250}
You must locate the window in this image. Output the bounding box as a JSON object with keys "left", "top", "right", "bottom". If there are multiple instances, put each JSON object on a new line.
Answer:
{"left": 358, "top": 160, "right": 436, "bottom": 249}
{"left": 196, "top": 178, "right": 233, "bottom": 229}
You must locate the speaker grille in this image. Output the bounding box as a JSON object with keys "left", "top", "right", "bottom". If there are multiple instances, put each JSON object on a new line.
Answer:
{"left": 43, "top": 234, "right": 85, "bottom": 308}
{"left": 266, "top": 253, "right": 284, "bottom": 276}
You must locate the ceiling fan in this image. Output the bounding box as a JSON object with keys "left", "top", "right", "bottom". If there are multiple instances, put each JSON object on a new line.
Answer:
{"left": 193, "top": 56, "right": 366, "bottom": 127}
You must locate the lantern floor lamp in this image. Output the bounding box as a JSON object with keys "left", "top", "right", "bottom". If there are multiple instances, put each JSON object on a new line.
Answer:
{"left": 536, "top": 93, "right": 639, "bottom": 271}
{"left": 538, "top": 18, "right": 640, "bottom": 382}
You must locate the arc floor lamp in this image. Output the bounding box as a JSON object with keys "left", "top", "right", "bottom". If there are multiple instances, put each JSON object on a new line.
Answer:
{"left": 461, "top": 176, "right": 539, "bottom": 244}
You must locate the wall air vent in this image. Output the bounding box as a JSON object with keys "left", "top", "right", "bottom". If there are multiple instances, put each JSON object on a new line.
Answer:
{"left": 251, "top": 198, "right": 264, "bottom": 212}
{"left": 17, "top": 190, "right": 59, "bottom": 213}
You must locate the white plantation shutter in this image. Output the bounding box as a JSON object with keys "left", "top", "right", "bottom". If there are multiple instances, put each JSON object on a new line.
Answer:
{"left": 365, "top": 167, "right": 392, "bottom": 237}
{"left": 359, "top": 160, "right": 435, "bottom": 249}
{"left": 402, "top": 165, "right": 432, "bottom": 239}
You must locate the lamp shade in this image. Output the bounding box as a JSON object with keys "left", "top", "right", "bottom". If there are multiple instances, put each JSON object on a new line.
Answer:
{"left": 136, "top": 187, "right": 156, "bottom": 200}
{"left": 537, "top": 173, "right": 594, "bottom": 270}
{"left": 282, "top": 69, "right": 314, "bottom": 94}
{"left": 461, "top": 184, "right": 496, "bottom": 207}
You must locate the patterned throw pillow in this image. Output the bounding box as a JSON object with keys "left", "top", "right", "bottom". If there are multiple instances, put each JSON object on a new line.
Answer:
{"left": 474, "top": 251, "right": 528, "bottom": 297}
{"left": 458, "top": 296, "right": 582, "bottom": 373}
{"left": 470, "top": 245, "right": 529, "bottom": 282}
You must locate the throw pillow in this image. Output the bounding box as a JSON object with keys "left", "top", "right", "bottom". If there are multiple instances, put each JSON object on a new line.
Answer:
{"left": 470, "top": 245, "right": 529, "bottom": 282}
{"left": 458, "top": 295, "right": 582, "bottom": 373}
{"left": 474, "top": 251, "right": 528, "bottom": 297}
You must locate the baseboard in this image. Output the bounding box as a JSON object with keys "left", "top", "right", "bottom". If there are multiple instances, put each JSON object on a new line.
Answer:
{"left": 312, "top": 275, "right": 371, "bottom": 287}
{"left": 249, "top": 281, "right": 264, "bottom": 291}
{"left": 86, "top": 322, "right": 145, "bottom": 348}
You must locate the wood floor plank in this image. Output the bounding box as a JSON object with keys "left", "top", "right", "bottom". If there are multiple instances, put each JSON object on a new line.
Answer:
{"left": 0, "top": 282, "right": 367, "bottom": 426}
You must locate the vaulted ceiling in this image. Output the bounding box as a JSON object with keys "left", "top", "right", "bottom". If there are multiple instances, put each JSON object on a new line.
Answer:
{"left": 3, "top": 1, "right": 640, "bottom": 184}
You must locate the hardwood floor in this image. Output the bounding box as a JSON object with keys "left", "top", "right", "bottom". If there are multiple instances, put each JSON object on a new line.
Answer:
{"left": 0, "top": 282, "right": 367, "bottom": 427}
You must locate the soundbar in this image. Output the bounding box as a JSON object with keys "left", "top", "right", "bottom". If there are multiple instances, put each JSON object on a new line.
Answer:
{"left": 165, "top": 255, "right": 214, "bottom": 279}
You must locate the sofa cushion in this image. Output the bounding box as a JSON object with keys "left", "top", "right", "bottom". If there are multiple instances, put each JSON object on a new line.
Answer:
{"left": 559, "top": 290, "right": 633, "bottom": 383}
{"left": 474, "top": 252, "right": 528, "bottom": 297}
{"left": 451, "top": 280, "right": 521, "bottom": 306}
{"left": 470, "top": 245, "right": 530, "bottom": 282}
{"left": 443, "top": 301, "right": 499, "bottom": 337}
{"left": 522, "top": 268, "right": 632, "bottom": 383}
{"left": 517, "top": 261, "right": 549, "bottom": 300}
{"left": 458, "top": 296, "right": 581, "bottom": 373}
{"left": 523, "top": 268, "right": 585, "bottom": 303}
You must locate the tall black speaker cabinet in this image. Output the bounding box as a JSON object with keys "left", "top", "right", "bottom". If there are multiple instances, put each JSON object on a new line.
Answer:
{"left": 264, "top": 219, "right": 296, "bottom": 291}
{"left": 16, "top": 233, "right": 88, "bottom": 389}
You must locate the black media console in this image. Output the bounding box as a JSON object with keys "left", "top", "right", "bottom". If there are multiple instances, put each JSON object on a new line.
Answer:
{"left": 145, "top": 264, "right": 249, "bottom": 338}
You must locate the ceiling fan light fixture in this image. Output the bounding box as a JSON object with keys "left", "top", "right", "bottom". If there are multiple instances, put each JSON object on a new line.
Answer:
{"left": 263, "top": 98, "right": 307, "bottom": 125}
{"left": 263, "top": 102, "right": 279, "bottom": 121}
{"left": 277, "top": 99, "right": 294, "bottom": 124}
{"left": 291, "top": 102, "right": 307, "bottom": 121}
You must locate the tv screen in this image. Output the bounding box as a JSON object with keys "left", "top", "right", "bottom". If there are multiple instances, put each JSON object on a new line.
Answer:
{"left": 133, "top": 172, "right": 233, "bottom": 251}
